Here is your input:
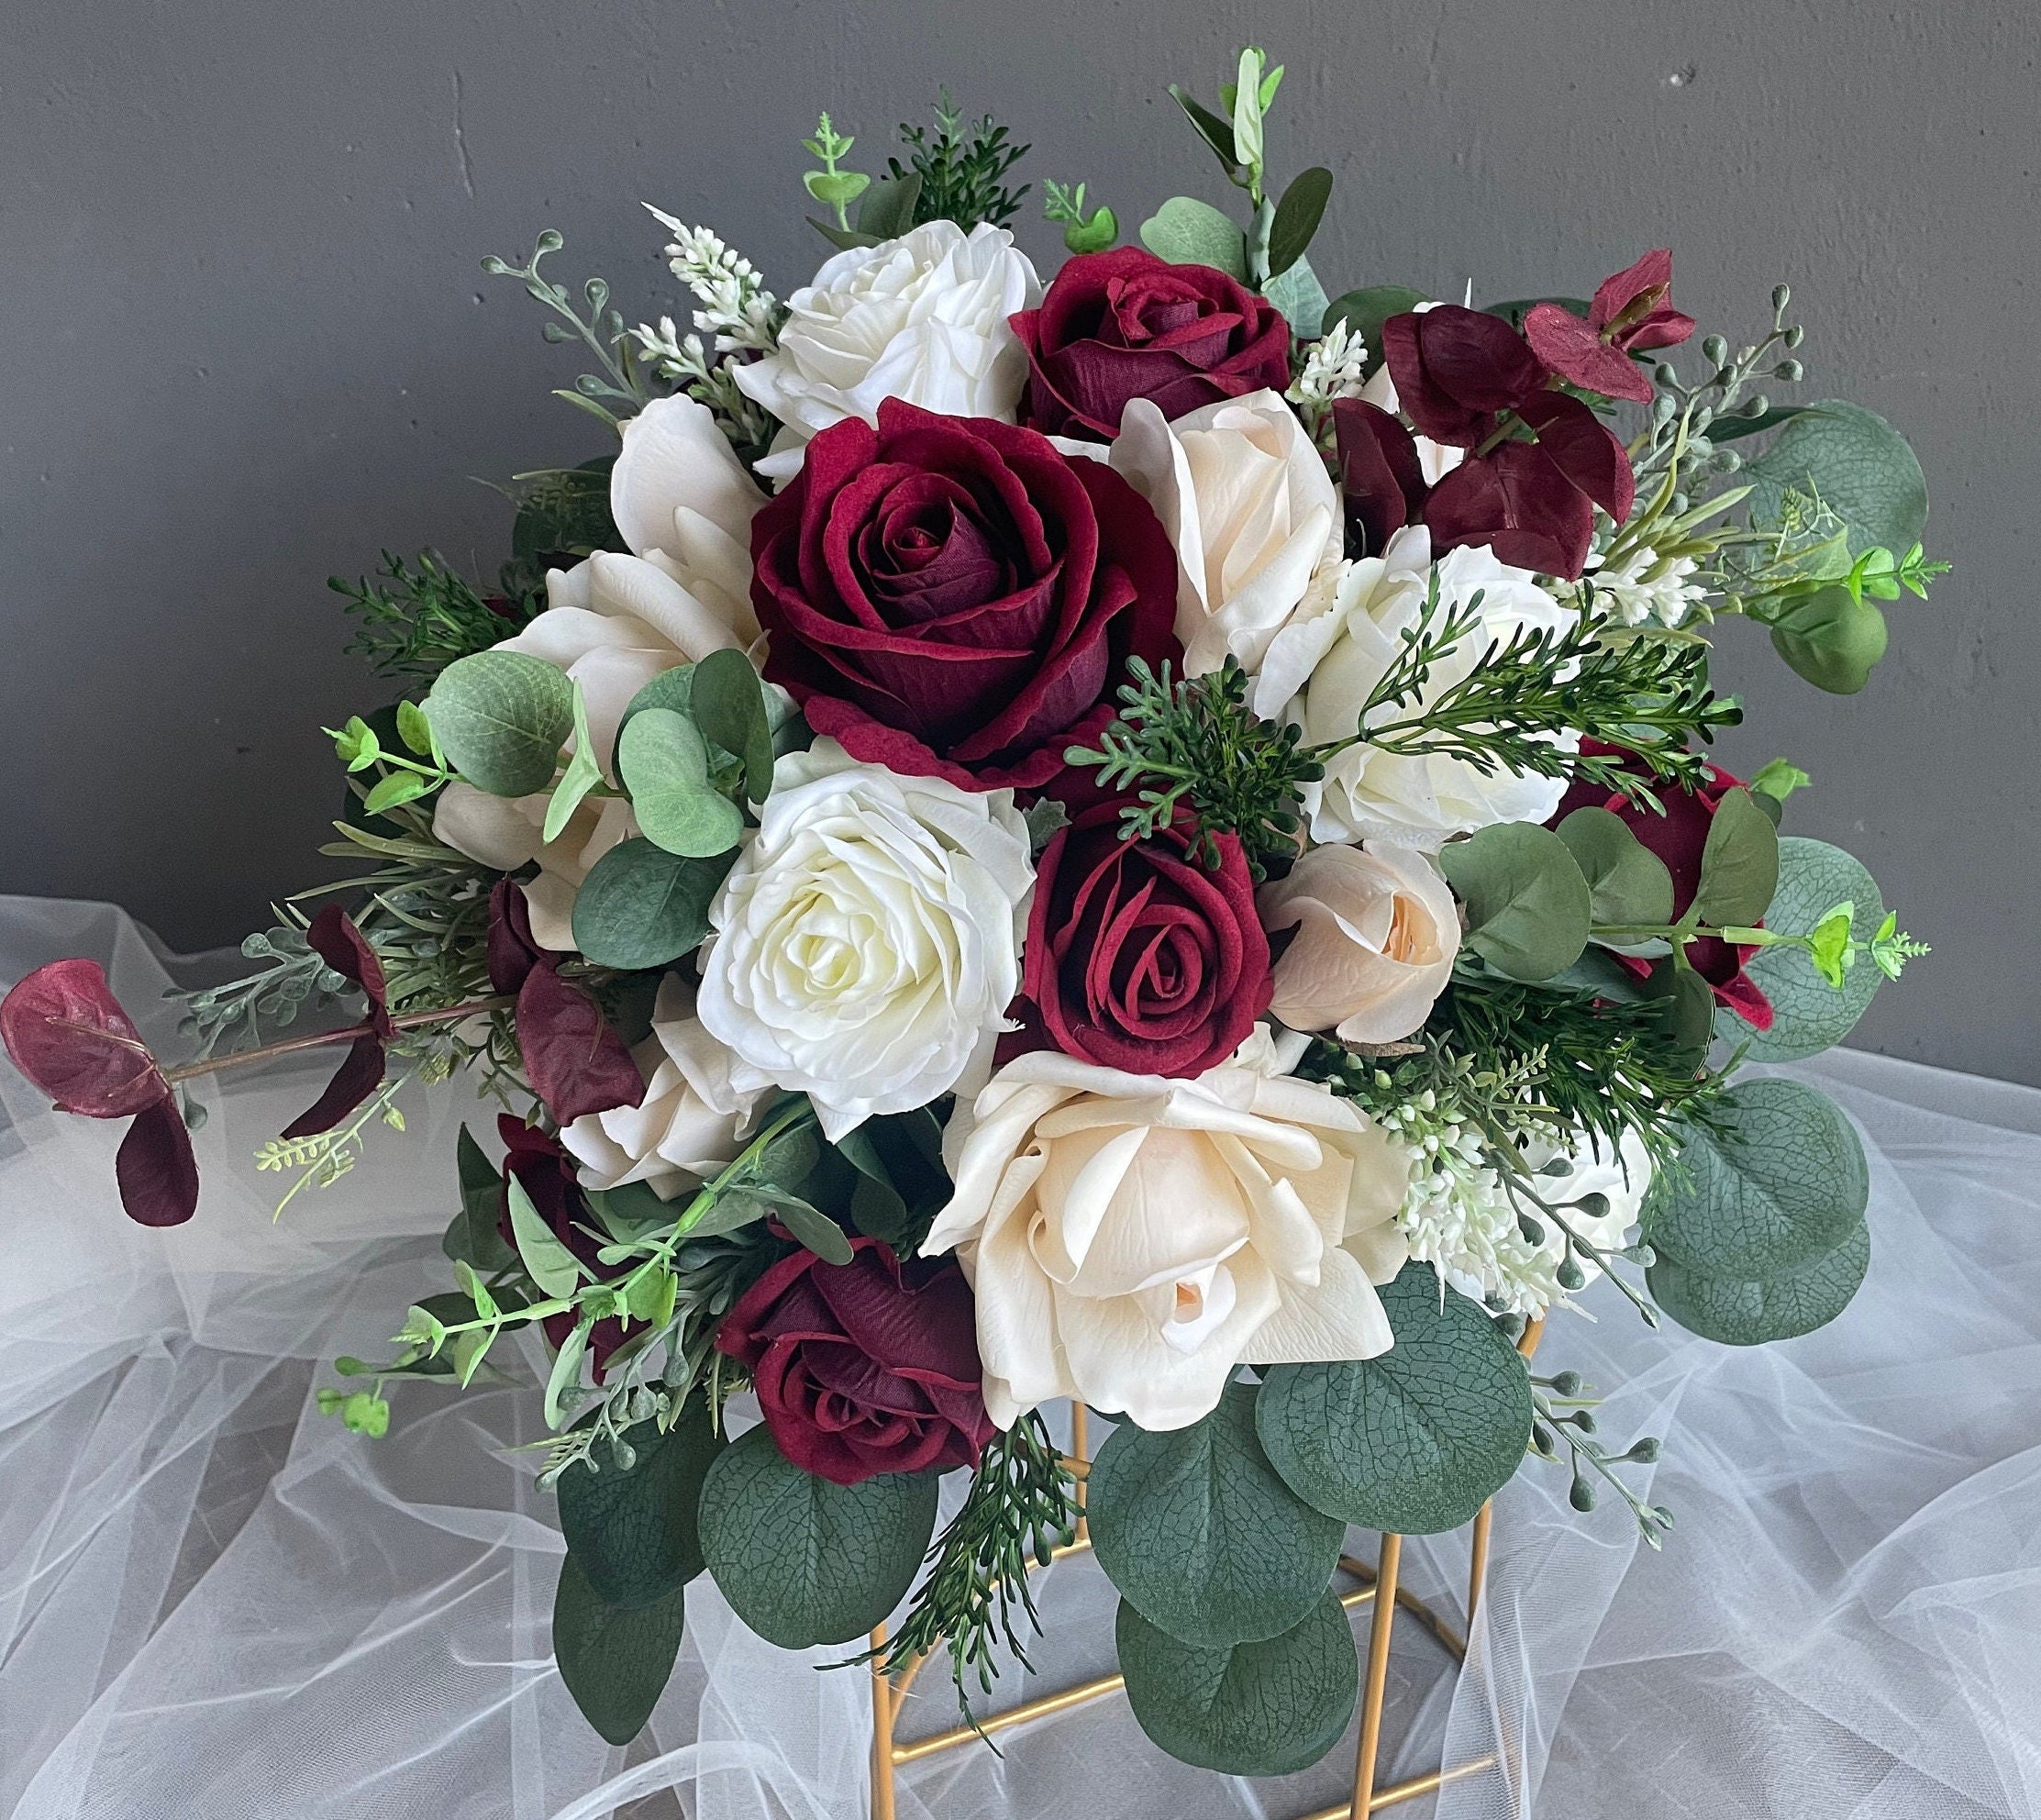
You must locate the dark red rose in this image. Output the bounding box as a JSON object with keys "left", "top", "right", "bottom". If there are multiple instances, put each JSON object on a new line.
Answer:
{"left": 1010, "top": 247, "right": 1293, "bottom": 440}
{"left": 1551, "top": 742, "right": 1773, "bottom": 1029}
{"left": 1525, "top": 250, "right": 1695, "bottom": 404}
{"left": 496, "top": 1116, "right": 638, "bottom": 1376}
{"left": 715, "top": 1237, "right": 995, "bottom": 1485}
{"left": 751, "top": 398, "right": 1179, "bottom": 793}
{"left": 1005, "top": 803, "right": 1272, "bottom": 1078}
{"left": 1333, "top": 397, "right": 1430, "bottom": 558}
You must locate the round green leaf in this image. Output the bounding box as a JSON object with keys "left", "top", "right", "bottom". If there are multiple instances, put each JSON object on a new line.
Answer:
{"left": 1088, "top": 1382, "right": 1342, "bottom": 1648}
{"left": 1734, "top": 838, "right": 1887, "bottom": 1059}
{"left": 1320, "top": 284, "right": 1425, "bottom": 372}
{"left": 1643, "top": 1079, "right": 1868, "bottom": 1279}
{"left": 1257, "top": 1262, "right": 1532, "bottom": 1535}
{"left": 1649, "top": 1216, "right": 1869, "bottom": 1346}
{"left": 552, "top": 1553, "right": 686, "bottom": 1746}
{"left": 1694, "top": 787, "right": 1780, "bottom": 927}
{"left": 618, "top": 710, "right": 744, "bottom": 858}
{"left": 1557, "top": 806, "right": 1674, "bottom": 927}
{"left": 690, "top": 648, "right": 775, "bottom": 804}
{"left": 556, "top": 1400, "right": 727, "bottom": 1609}
{"left": 1115, "top": 1592, "right": 1359, "bottom": 1777}
{"left": 1769, "top": 585, "right": 1890, "bottom": 694}
{"left": 425, "top": 651, "right": 573, "bottom": 797}
{"left": 697, "top": 1426, "right": 937, "bottom": 1648}
{"left": 1439, "top": 821, "right": 1592, "bottom": 982}
{"left": 1745, "top": 400, "right": 1928, "bottom": 557}
{"left": 1138, "top": 195, "right": 1248, "bottom": 280}
{"left": 571, "top": 838, "right": 733, "bottom": 971}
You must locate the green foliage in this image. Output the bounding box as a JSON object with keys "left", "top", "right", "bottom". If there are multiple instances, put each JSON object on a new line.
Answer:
{"left": 556, "top": 1395, "right": 726, "bottom": 1608}
{"left": 698, "top": 1426, "right": 939, "bottom": 1648}
{"left": 1261, "top": 254, "right": 1330, "bottom": 338}
{"left": 1257, "top": 1262, "right": 1534, "bottom": 1534}
{"left": 331, "top": 550, "right": 527, "bottom": 682}
{"left": 442, "top": 1123, "right": 517, "bottom": 1272}
{"left": 1088, "top": 1382, "right": 1343, "bottom": 1648}
{"left": 860, "top": 1411, "right": 1077, "bottom": 1715}
{"left": 542, "top": 682, "right": 605, "bottom": 842}
{"left": 689, "top": 649, "right": 775, "bottom": 805}
{"left": 168, "top": 923, "right": 355, "bottom": 1064}
{"left": 1734, "top": 839, "right": 1892, "bottom": 1058}
{"left": 424, "top": 650, "right": 574, "bottom": 798}
{"left": 1745, "top": 401, "right": 1929, "bottom": 559}
{"left": 1266, "top": 165, "right": 1331, "bottom": 278}
{"left": 1693, "top": 787, "right": 1780, "bottom": 927}
{"left": 1043, "top": 180, "right": 1116, "bottom": 253}
{"left": 1065, "top": 657, "right": 1321, "bottom": 882}
{"left": 826, "top": 1103, "right": 951, "bottom": 1253}
{"left": 481, "top": 230, "right": 659, "bottom": 429}
{"left": 1648, "top": 1219, "right": 1870, "bottom": 1347}
{"left": 1137, "top": 196, "right": 1248, "bottom": 280}
{"left": 802, "top": 112, "right": 871, "bottom": 229}
{"left": 1115, "top": 1592, "right": 1358, "bottom": 1778}
{"left": 618, "top": 710, "right": 744, "bottom": 857}
{"left": 552, "top": 1553, "right": 687, "bottom": 1744}
{"left": 1320, "top": 284, "right": 1426, "bottom": 372}
{"left": 507, "top": 1173, "right": 586, "bottom": 1299}
{"left": 571, "top": 839, "right": 735, "bottom": 971}
{"left": 1556, "top": 807, "right": 1676, "bottom": 928}
{"left": 887, "top": 92, "right": 1030, "bottom": 230}
{"left": 1440, "top": 823, "right": 1592, "bottom": 982}
{"left": 1767, "top": 583, "right": 1891, "bottom": 693}
{"left": 1643, "top": 1079, "right": 1869, "bottom": 1282}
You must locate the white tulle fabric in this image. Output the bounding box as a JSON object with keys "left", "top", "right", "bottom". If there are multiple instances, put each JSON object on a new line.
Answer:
{"left": 2, "top": 896, "right": 2035, "bottom": 1820}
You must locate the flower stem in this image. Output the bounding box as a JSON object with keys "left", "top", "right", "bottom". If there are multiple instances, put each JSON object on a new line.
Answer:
{"left": 160, "top": 998, "right": 513, "bottom": 1086}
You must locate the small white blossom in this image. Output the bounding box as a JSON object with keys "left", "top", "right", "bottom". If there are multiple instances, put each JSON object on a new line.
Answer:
{"left": 1583, "top": 542, "right": 1704, "bottom": 628}
{"left": 633, "top": 210, "right": 784, "bottom": 451}
{"left": 1286, "top": 319, "right": 1370, "bottom": 447}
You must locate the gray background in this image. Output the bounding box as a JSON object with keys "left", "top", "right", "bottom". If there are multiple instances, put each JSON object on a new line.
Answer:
{"left": 4, "top": 2, "right": 2036, "bottom": 1082}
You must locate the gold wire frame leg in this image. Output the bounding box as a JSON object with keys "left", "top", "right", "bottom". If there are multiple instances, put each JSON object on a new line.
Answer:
{"left": 1350, "top": 1530, "right": 1403, "bottom": 1815}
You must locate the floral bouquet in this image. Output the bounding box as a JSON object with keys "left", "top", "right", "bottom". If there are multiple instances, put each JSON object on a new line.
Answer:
{"left": 2, "top": 47, "right": 1940, "bottom": 1781}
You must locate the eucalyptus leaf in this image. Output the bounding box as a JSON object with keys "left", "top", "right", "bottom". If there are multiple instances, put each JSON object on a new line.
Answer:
{"left": 1641, "top": 955, "right": 1716, "bottom": 1068}
{"left": 1266, "top": 166, "right": 1332, "bottom": 278}
{"left": 571, "top": 838, "right": 733, "bottom": 970}
{"left": 1693, "top": 787, "right": 1780, "bottom": 927}
{"left": 1734, "top": 838, "right": 1887, "bottom": 1057}
{"left": 698, "top": 1426, "right": 938, "bottom": 1648}
{"left": 1257, "top": 1262, "right": 1533, "bottom": 1534}
{"left": 618, "top": 709, "right": 744, "bottom": 858}
{"left": 1262, "top": 254, "right": 1330, "bottom": 338}
{"left": 508, "top": 1174, "right": 584, "bottom": 1298}
{"left": 542, "top": 681, "right": 605, "bottom": 843}
{"left": 1745, "top": 400, "right": 1928, "bottom": 557}
{"left": 1439, "top": 822, "right": 1592, "bottom": 982}
{"left": 1649, "top": 1216, "right": 1869, "bottom": 1347}
{"left": 690, "top": 649, "right": 775, "bottom": 804}
{"left": 556, "top": 1400, "right": 726, "bottom": 1608}
{"left": 425, "top": 651, "right": 573, "bottom": 797}
{"left": 552, "top": 1553, "right": 686, "bottom": 1745}
{"left": 1558, "top": 806, "right": 1675, "bottom": 928}
{"left": 856, "top": 169, "right": 923, "bottom": 240}
{"left": 1643, "top": 1078, "right": 1868, "bottom": 1280}
{"left": 443, "top": 1123, "right": 516, "bottom": 1272}
{"left": 1167, "top": 84, "right": 1242, "bottom": 176}
{"left": 545, "top": 1319, "right": 590, "bottom": 1428}
{"left": 1089, "top": 1382, "right": 1342, "bottom": 1647}
{"left": 1115, "top": 1592, "right": 1359, "bottom": 1777}
{"left": 1138, "top": 196, "right": 1248, "bottom": 281}
{"left": 765, "top": 1194, "right": 855, "bottom": 1266}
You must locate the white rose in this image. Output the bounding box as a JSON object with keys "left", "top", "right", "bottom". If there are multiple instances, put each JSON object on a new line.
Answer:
{"left": 734, "top": 221, "right": 1041, "bottom": 483}
{"left": 1104, "top": 390, "right": 1342, "bottom": 678}
{"left": 1259, "top": 843, "right": 1459, "bottom": 1044}
{"left": 1257, "top": 526, "right": 1578, "bottom": 849}
{"left": 695, "top": 739, "right": 1034, "bottom": 1140}
{"left": 560, "top": 976, "right": 765, "bottom": 1199}
{"left": 923, "top": 1030, "right": 1411, "bottom": 1432}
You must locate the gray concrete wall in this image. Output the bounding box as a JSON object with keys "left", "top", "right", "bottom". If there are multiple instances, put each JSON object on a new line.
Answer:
{"left": 4, "top": 1, "right": 2036, "bottom": 1081}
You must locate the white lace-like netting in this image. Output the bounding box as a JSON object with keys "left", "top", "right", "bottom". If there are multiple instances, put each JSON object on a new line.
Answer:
{"left": 2, "top": 896, "right": 2035, "bottom": 1819}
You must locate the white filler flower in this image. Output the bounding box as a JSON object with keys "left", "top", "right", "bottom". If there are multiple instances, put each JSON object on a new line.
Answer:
{"left": 734, "top": 220, "right": 1040, "bottom": 482}
{"left": 695, "top": 739, "right": 1034, "bottom": 1140}
{"left": 924, "top": 1027, "right": 1411, "bottom": 1432}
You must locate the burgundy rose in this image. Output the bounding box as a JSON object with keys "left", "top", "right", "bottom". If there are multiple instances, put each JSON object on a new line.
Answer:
{"left": 1005, "top": 802, "right": 1272, "bottom": 1078}
{"left": 715, "top": 1237, "right": 995, "bottom": 1485}
{"left": 1524, "top": 250, "right": 1695, "bottom": 405}
{"left": 1381, "top": 305, "right": 1636, "bottom": 579}
{"left": 1009, "top": 247, "right": 1292, "bottom": 440}
{"left": 1551, "top": 742, "right": 1773, "bottom": 1029}
{"left": 751, "top": 398, "right": 1179, "bottom": 793}
{"left": 496, "top": 1115, "right": 637, "bottom": 1376}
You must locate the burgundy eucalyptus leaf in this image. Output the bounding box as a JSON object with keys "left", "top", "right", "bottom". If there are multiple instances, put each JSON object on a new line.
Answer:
{"left": 486, "top": 878, "right": 544, "bottom": 996}
{"left": 1381, "top": 305, "right": 1549, "bottom": 446}
{"left": 280, "top": 1032, "right": 388, "bottom": 1139}
{"left": 1424, "top": 441, "right": 1597, "bottom": 580}
{"left": 1525, "top": 250, "right": 1694, "bottom": 403}
{"left": 115, "top": 1095, "right": 202, "bottom": 1226}
{"left": 1521, "top": 304, "right": 1654, "bottom": 403}
{"left": 1517, "top": 392, "right": 1636, "bottom": 522}
{"left": 0, "top": 958, "right": 168, "bottom": 1117}
{"left": 305, "top": 905, "right": 393, "bottom": 1036}
{"left": 1333, "top": 397, "right": 1430, "bottom": 558}
{"left": 516, "top": 962, "right": 647, "bottom": 1126}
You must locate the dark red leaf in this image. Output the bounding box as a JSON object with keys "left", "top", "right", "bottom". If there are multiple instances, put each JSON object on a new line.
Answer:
{"left": 1522, "top": 304, "right": 1655, "bottom": 404}
{"left": 280, "top": 1032, "right": 387, "bottom": 1138}
{"left": 516, "top": 962, "right": 646, "bottom": 1126}
{"left": 116, "top": 1096, "right": 200, "bottom": 1226}
{"left": 487, "top": 878, "right": 543, "bottom": 996}
{"left": 306, "top": 906, "right": 392, "bottom": 1037}
{"left": 1382, "top": 306, "right": 1548, "bottom": 445}
{"left": 1333, "top": 398, "right": 1429, "bottom": 558}
{"left": 1, "top": 958, "right": 167, "bottom": 1117}
{"left": 1518, "top": 392, "right": 1636, "bottom": 521}
{"left": 1424, "top": 442, "right": 1597, "bottom": 579}
{"left": 1589, "top": 248, "right": 1695, "bottom": 351}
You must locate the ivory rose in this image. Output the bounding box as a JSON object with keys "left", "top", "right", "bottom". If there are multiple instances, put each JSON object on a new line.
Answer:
{"left": 734, "top": 220, "right": 1041, "bottom": 482}
{"left": 923, "top": 1029, "right": 1411, "bottom": 1432}
{"left": 433, "top": 788, "right": 635, "bottom": 952}
{"left": 1102, "top": 389, "right": 1342, "bottom": 677}
{"left": 1259, "top": 844, "right": 1459, "bottom": 1044}
{"left": 1255, "top": 526, "right": 1578, "bottom": 849}
{"left": 695, "top": 740, "right": 1034, "bottom": 1140}
{"left": 560, "top": 977, "right": 765, "bottom": 1199}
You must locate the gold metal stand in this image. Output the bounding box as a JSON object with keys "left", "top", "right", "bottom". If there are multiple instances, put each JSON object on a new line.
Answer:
{"left": 871, "top": 1325, "right": 1543, "bottom": 1817}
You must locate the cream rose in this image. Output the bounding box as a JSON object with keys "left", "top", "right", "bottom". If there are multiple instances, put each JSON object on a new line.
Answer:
{"left": 694, "top": 739, "right": 1033, "bottom": 1140}
{"left": 1104, "top": 390, "right": 1342, "bottom": 678}
{"left": 1259, "top": 844, "right": 1459, "bottom": 1044}
{"left": 1256, "top": 526, "right": 1578, "bottom": 849}
{"left": 923, "top": 1028, "right": 1411, "bottom": 1432}
{"left": 560, "top": 977, "right": 764, "bottom": 1199}
{"left": 735, "top": 221, "right": 1041, "bottom": 483}
{"left": 432, "top": 788, "right": 634, "bottom": 952}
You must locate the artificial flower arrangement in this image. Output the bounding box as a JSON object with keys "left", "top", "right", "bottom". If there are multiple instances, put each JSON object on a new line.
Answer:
{"left": 2, "top": 49, "right": 1942, "bottom": 1779}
